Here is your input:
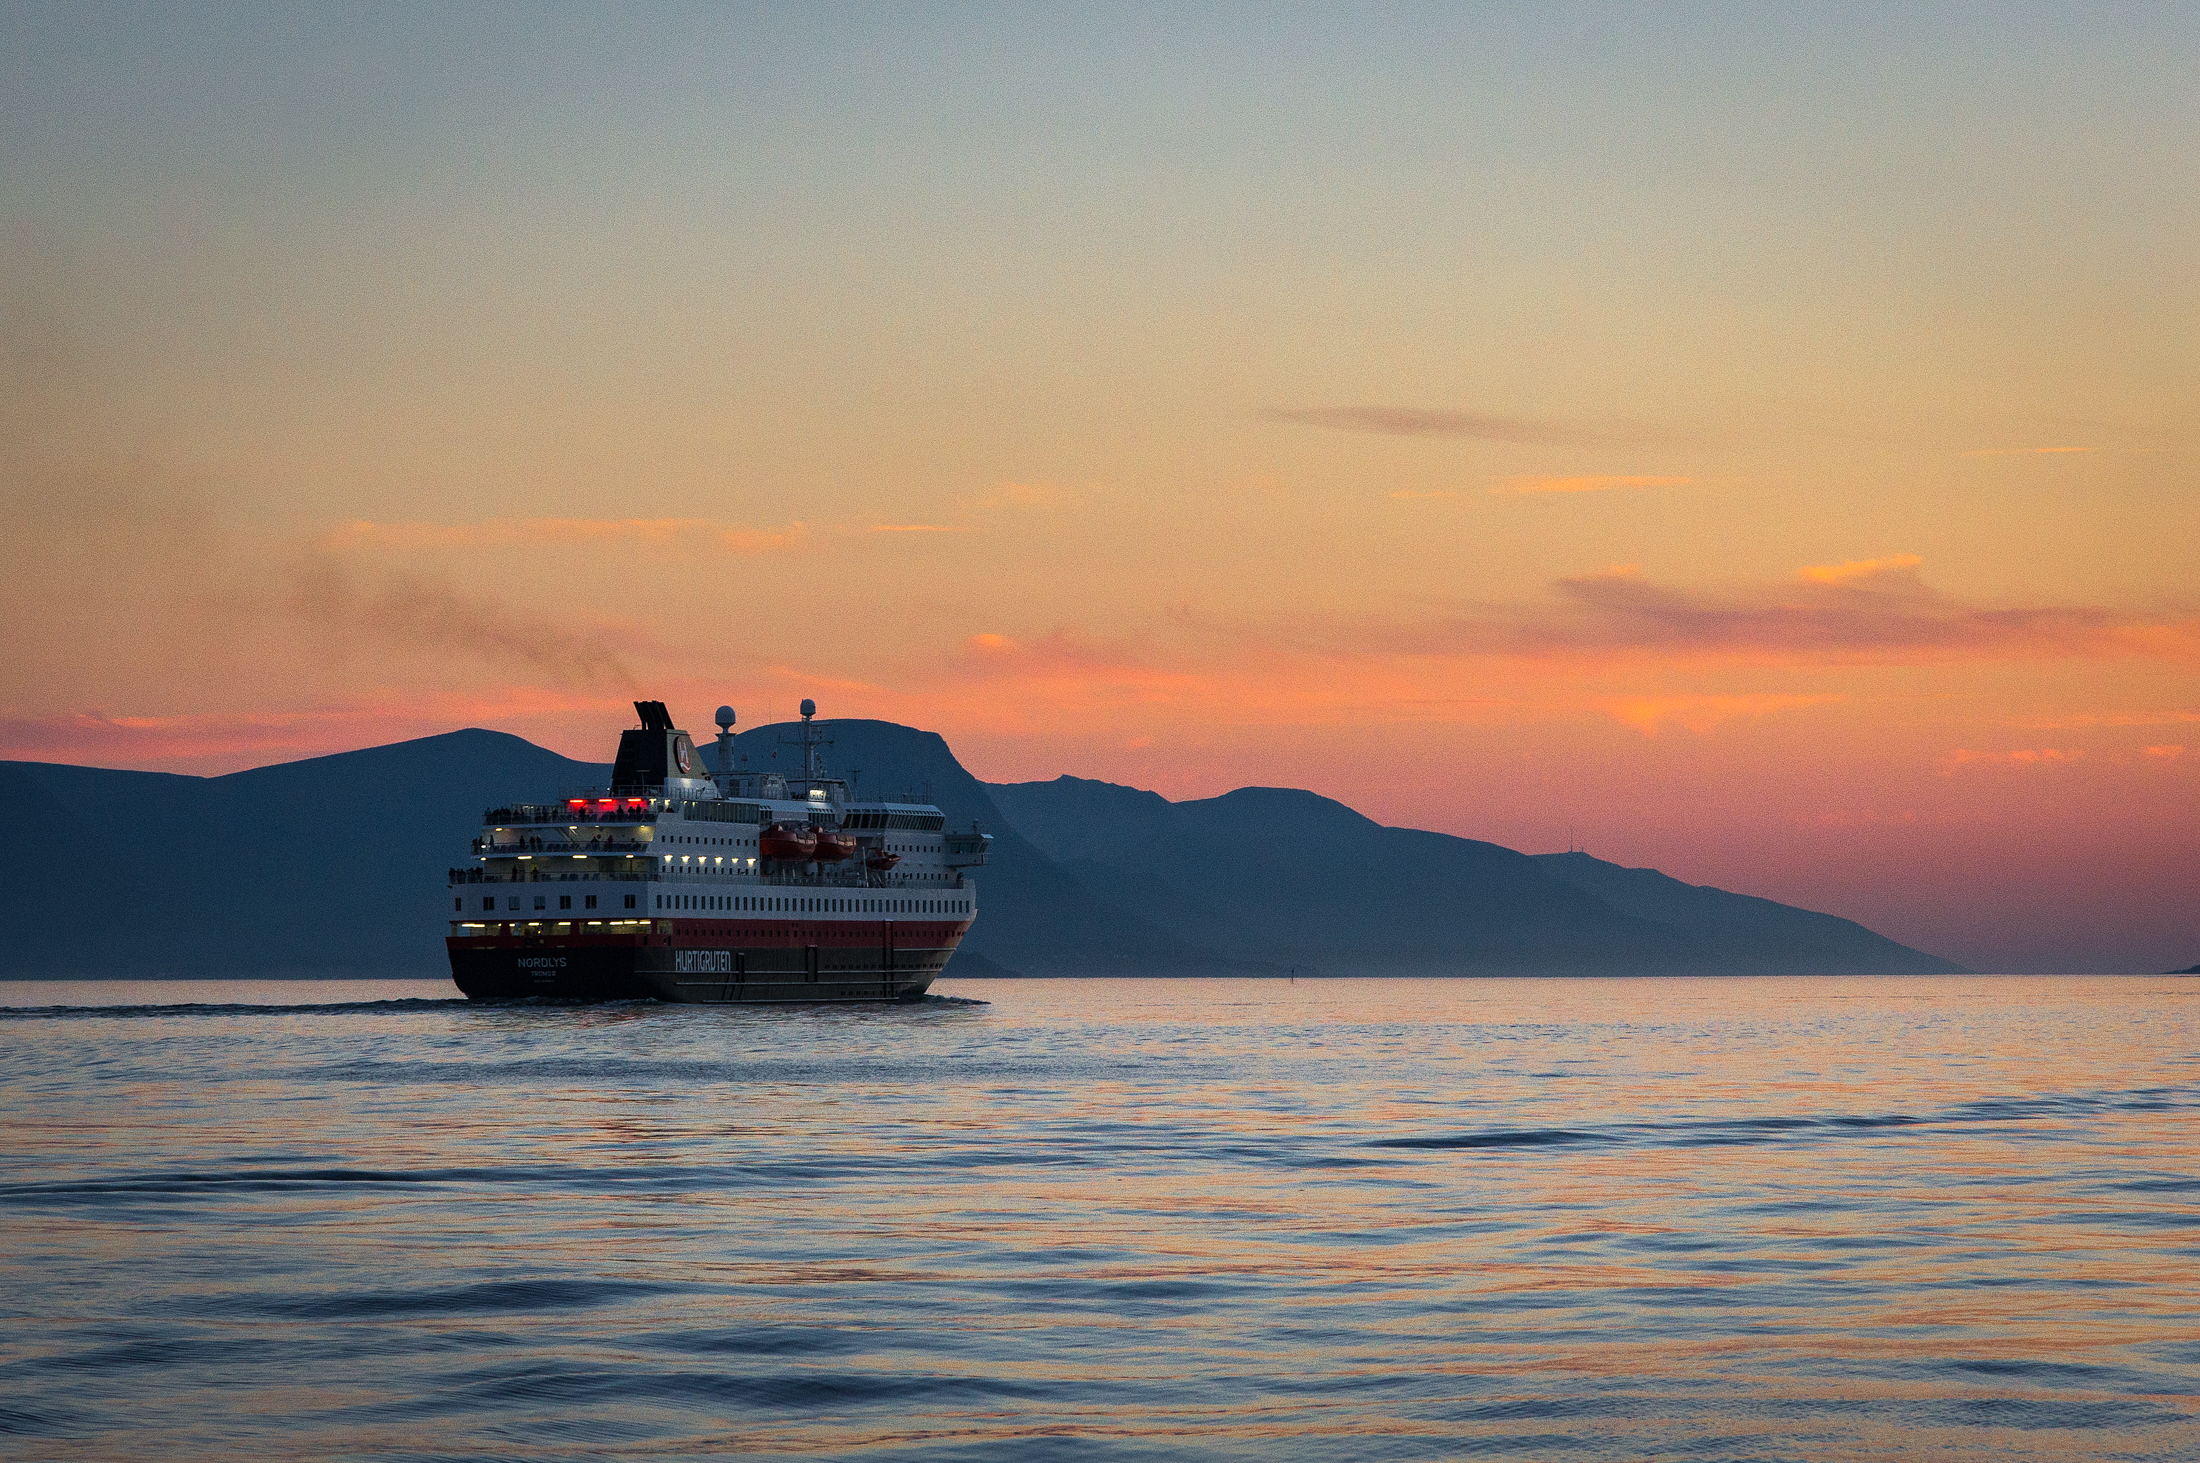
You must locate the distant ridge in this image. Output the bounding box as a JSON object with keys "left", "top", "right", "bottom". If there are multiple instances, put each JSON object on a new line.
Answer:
{"left": 2174, "top": 964, "right": 2200, "bottom": 975}
{"left": 987, "top": 774, "right": 1963, "bottom": 976}
{"left": 0, "top": 730, "right": 604, "bottom": 978}
{"left": 4, "top": 720, "right": 1962, "bottom": 979}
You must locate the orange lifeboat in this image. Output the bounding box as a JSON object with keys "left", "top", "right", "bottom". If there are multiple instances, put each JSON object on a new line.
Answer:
{"left": 813, "top": 829, "right": 857, "bottom": 863}
{"left": 866, "top": 850, "right": 900, "bottom": 873}
{"left": 759, "top": 821, "right": 818, "bottom": 861}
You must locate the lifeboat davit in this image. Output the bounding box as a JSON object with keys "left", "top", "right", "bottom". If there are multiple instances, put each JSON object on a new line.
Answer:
{"left": 759, "top": 821, "right": 818, "bottom": 861}
{"left": 813, "top": 829, "right": 857, "bottom": 863}
{"left": 866, "top": 850, "right": 900, "bottom": 873}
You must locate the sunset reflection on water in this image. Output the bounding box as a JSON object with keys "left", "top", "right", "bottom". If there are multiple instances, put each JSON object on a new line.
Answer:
{"left": 1, "top": 975, "right": 2194, "bottom": 1459}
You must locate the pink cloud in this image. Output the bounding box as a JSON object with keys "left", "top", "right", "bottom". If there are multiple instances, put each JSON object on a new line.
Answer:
{"left": 1940, "top": 748, "right": 2085, "bottom": 772}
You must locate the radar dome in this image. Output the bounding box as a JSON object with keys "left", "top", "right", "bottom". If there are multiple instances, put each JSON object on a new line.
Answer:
{"left": 800, "top": 698, "right": 817, "bottom": 719}
{"left": 714, "top": 705, "right": 736, "bottom": 730}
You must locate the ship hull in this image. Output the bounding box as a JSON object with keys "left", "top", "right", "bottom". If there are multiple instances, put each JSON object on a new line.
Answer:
{"left": 447, "top": 917, "right": 969, "bottom": 1003}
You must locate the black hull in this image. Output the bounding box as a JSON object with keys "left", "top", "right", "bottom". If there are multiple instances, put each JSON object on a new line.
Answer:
{"left": 447, "top": 918, "right": 967, "bottom": 1004}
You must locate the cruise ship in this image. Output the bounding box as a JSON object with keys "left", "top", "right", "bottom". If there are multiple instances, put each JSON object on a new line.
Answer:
{"left": 447, "top": 700, "right": 989, "bottom": 1002}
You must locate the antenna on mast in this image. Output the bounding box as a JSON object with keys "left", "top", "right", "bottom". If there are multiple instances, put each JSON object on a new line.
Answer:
{"left": 713, "top": 705, "right": 737, "bottom": 792}
{"left": 781, "top": 698, "right": 834, "bottom": 787}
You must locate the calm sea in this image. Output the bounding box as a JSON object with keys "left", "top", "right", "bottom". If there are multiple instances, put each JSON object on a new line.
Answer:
{"left": 1, "top": 975, "right": 2195, "bottom": 1461}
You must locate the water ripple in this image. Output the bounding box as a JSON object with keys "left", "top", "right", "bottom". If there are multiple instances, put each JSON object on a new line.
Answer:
{"left": 1, "top": 974, "right": 2195, "bottom": 1461}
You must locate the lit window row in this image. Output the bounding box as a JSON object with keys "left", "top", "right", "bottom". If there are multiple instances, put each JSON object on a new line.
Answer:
{"left": 456, "top": 892, "right": 641, "bottom": 914}
{"left": 654, "top": 893, "right": 971, "bottom": 915}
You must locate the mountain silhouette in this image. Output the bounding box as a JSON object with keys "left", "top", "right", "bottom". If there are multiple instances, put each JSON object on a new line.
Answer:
{"left": 2, "top": 718, "right": 1960, "bottom": 978}
{"left": 0, "top": 730, "right": 600, "bottom": 978}
{"left": 987, "top": 774, "right": 1963, "bottom": 975}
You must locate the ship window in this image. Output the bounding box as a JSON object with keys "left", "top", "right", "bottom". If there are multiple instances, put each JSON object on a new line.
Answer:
{"left": 534, "top": 895, "right": 547, "bottom": 910}
{"left": 559, "top": 895, "right": 571, "bottom": 910}
{"left": 508, "top": 897, "right": 521, "bottom": 911}
{"left": 585, "top": 895, "right": 597, "bottom": 910}
{"left": 624, "top": 894, "right": 636, "bottom": 909}
{"left": 453, "top": 898, "right": 462, "bottom": 912}
{"left": 482, "top": 897, "right": 495, "bottom": 912}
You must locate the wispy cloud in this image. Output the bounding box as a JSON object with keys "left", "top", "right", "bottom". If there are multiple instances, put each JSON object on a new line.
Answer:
{"left": 1594, "top": 693, "right": 1842, "bottom": 735}
{"left": 2008, "top": 711, "right": 2200, "bottom": 730}
{"left": 0, "top": 690, "right": 630, "bottom": 772}
{"left": 1960, "top": 447, "right": 2095, "bottom": 457}
{"left": 1268, "top": 406, "right": 1652, "bottom": 446}
{"left": 1940, "top": 747, "right": 2084, "bottom": 771}
{"left": 908, "top": 559, "right": 2198, "bottom": 742}
{"left": 1798, "top": 554, "right": 1923, "bottom": 586}
{"left": 2144, "top": 744, "right": 2186, "bottom": 761}
{"left": 761, "top": 665, "right": 884, "bottom": 695}
{"left": 1418, "top": 560, "right": 2194, "bottom": 667}
{"left": 1804, "top": 808, "right": 1919, "bottom": 829}
{"left": 1499, "top": 474, "right": 1695, "bottom": 496}
{"left": 868, "top": 523, "right": 967, "bottom": 534}
{"left": 321, "top": 518, "right": 805, "bottom": 554}
{"left": 969, "top": 481, "right": 1061, "bottom": 511}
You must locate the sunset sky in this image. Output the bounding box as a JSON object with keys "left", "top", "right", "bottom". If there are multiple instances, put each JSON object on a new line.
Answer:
{"left": 4, "top": 4, "right": 2195, "bottom": 972}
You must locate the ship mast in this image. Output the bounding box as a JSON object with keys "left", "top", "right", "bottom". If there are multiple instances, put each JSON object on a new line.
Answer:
{"left": 779, "top": 698, "right": 834, "bottom": 794}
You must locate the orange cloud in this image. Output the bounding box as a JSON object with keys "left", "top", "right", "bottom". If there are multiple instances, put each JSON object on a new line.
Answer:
{"left": 2144, "top": 744, "right": 2186, "bottom": 761}
{"left": 1960, "top": 447, "right": 2095, "bottom": 457}
{"left": 1392, "top": 561, "right": 2200, "bottom": 668}
{"left": 2005, "top": 710, "right": 2200, "bottom": 730}
{"left": 868, "top": 524, "right": 966, "bottom": 534}
{"left": 1268, "top": 405, "right": 1652, "bottom": 446}
{"left": 0, "top": 689, "right": 630, "bottom": 771}
{"left": 320, "top": 518, "right": 805, "bottom": 553}
{"left": 969, "top": 481, "right": 1061, "bottom": 510}
{"left": 1499, "top": 475, "right": 1695, "bottom": 495}
{"left": 1805, "top": 808, "right": 1919, "bottom": 829}
{"left": 859, "top": 557, "right": 2200, "bottom": 745}
{"left": 1799, "top": 554, "right": 1923, "bottom": 585}
{"left": 879, "top": 624, "right": 1802, "bottom": 740}
{"left": 1940, "top": 748, "right": 2085, "bottom": 772}
{"left": 761, "top": 665, "right": 884, "bottom": 695}
{"left": 721, "top": 525, "right": 807, "bottom": 553}
{"left": 1597, "top": 693, "right": 1842, "bottom": 735}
